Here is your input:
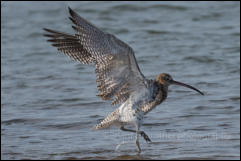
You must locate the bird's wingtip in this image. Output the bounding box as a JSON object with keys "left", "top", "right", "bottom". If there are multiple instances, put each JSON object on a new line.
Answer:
{"left": 68, "top": 6, "right": 75, "bottom": 16}
{"left": 43, "top": 28, "right": 53, "bottom": 37}
{"left": 43, "top": 28, "right": 54, "bottom": 33}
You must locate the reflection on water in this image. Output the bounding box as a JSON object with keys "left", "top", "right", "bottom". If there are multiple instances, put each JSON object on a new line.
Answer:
{"left": 1, "top": 1, "right": 240, "bottom": 160}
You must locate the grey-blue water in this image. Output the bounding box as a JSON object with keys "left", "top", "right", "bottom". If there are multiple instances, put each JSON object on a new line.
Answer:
{"left": 1, "top": 1, "right": 240, "bottom": 160}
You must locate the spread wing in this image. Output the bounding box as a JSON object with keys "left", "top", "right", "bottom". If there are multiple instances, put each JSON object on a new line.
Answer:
{"left": 43, "top": 7, "right": 148, "bottom": 105}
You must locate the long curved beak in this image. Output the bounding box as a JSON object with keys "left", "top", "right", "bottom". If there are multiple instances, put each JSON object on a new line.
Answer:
{"left": 171, "top": 80, "right": 204, "bottom": 95}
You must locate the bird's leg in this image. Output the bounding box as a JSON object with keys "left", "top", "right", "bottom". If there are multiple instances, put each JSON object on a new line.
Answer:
{"left": 120, "top": 126, "right": 151, "bottom": 142}
{"left": 135, "top": 124, "right": 141, "bottom": 154}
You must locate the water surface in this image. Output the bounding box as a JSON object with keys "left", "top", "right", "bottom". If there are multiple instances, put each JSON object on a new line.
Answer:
{"left": 1, "top": 1, "right": 240, "bottom": 160}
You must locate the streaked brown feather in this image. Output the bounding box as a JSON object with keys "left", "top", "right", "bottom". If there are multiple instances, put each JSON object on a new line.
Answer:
{"left": 43, "top": 7, "right": 147, "bottom": 106}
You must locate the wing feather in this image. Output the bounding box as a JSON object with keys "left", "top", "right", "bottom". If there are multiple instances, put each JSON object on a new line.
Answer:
{"left": 44, "top": 7, "right": 148, "bottom": 105}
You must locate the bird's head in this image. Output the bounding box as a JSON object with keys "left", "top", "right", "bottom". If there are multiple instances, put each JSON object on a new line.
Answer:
{"left": 156, "top": 73, "right": 204, "bottom": 95}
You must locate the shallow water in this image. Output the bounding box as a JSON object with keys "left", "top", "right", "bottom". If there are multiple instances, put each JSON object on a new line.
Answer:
{"left": 1, "top": 1, "right": 240, "bottom": 160}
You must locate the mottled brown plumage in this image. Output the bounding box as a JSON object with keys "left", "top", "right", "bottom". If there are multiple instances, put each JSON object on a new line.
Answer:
{"left": 44, "top": 7, "right": 146, "bottom": 107}
{"left": 43, "top": 7, "right": 204, "bottom": 153}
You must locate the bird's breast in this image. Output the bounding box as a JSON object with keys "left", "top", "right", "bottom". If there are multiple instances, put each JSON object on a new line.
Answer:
{"left": 138, "top": 83, "right": 167, "bottom": 115}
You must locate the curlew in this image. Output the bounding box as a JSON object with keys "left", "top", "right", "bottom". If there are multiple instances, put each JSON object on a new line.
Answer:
{"left": 43, "top": 7, "right": 204, "bottom": 153}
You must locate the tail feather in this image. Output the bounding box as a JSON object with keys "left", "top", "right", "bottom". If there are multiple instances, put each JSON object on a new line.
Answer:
{"left": 94, "top": 109, "right": 119, "bottom": 130}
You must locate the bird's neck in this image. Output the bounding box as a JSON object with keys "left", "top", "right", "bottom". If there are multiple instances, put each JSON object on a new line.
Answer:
{"left": 138, "top": 80, "right": 168, "bottom": 115}
{"left": 153, "top": 81, "right": 168, "bottom": 104}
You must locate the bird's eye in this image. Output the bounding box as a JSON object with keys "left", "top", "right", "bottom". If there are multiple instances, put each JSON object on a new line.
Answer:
{"left": 165, "top": 76, "right": 171, "bottom": 81}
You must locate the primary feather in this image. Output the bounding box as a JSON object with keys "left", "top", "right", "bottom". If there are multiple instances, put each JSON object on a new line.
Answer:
{"left": 44, "top": 7, "right": 148, "bottom": 106}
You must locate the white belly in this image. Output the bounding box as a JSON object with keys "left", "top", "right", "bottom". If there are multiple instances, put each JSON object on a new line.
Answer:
{"left": 117, "top": 100, "right": 144, "bottom": 126}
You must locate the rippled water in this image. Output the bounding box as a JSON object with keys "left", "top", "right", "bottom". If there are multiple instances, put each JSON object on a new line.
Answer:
{"left": 1, "top": 1, "right": 240, "bottom": 160}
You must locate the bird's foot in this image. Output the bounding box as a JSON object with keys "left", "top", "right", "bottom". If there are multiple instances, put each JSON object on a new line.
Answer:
{"left": 136, "top": 139, "right": 141, "bottom": 154}
{"left": 140, "top": 131, "right": 152, "bottom": 142}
